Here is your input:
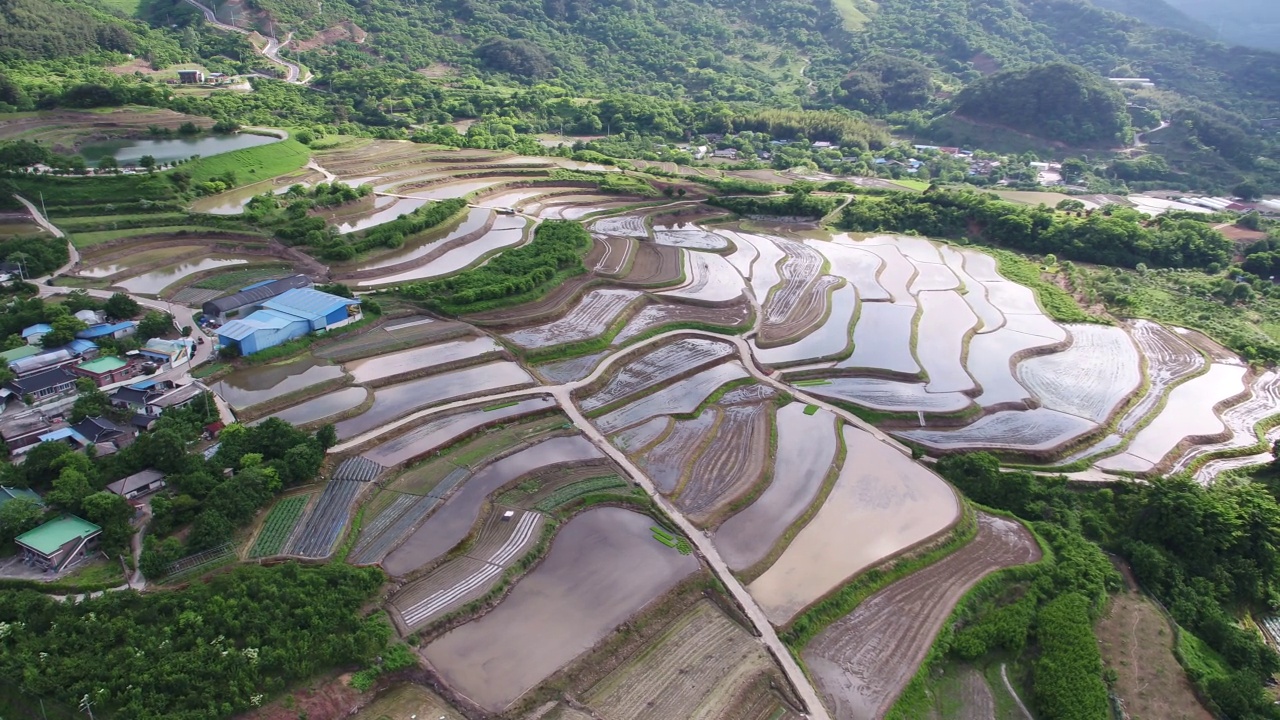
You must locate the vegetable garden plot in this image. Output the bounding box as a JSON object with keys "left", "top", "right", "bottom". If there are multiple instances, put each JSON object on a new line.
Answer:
{"left": 382, "top": 435, "right": 604, "bottom": 576}
{"left": 811, "top": 239, "right": 890, "bottom": 301}
{"left": 584, "top": 600, "right": 783, "bottom": 720}
{"left": 361, "top": 397, "right": 556, "bottom": 468}
{"left": 423, "top": 508, "right": 700, "bottom": 713}
{"left": 856, "top": 244, "right": 916, "bottom": 304}
{"left": 590, "top": 214, "right": 649, "bottom": 237}
{"left": 580, "top": 337, "right": 736, "bottom": 412}
{"left": 248, "top": 494, "right": 311, "bottom": 558}
{"left": 749, "top": 426, "right": 960, "bottom": 625}
{"left": 335, "top": 361, "right": 536, "bottom": 439}
{"left": 1016, "top": 324, "right": 1141, "bottom": 423}
{"left": 713, "top": 403, "right": 839, "bottom": 571}
{"left": 502, "top": 289, "right": 644, "bottom": 349}
{"left": 610, "top": 299, "right": 753, "bottom": 345}
{"left": 636, "top": 410, "right": 719, "bottom": 493}
{"left": 284, "top": 479, "right": 366, "bottom": 558}
{"left": 718, "top": 230, "right": 759, "bottom": 277}
{"left": 908, "top": 261, "right": 960, "bottom": 294}
{"left": 1117, "top": 319, "right": 1206, "bottom": 434}
{"left": 594, "top": 362, "right": 750, "bottom": 434}
{"left": 676, "top": 402, "right": 771, "bottom": 522}
{"left": 344, "top": 336, "right": 503, "bottom": 384}
{"left": 610, "top": 416, "right": 671, "bottom": 453}
{"left": 762, "top": 238, "right": 827, "bottom": 325}
{"left": 838, "top": 302, "right": 919, "bottom": 374}
{"left": 652, "top": 227, "right": 730, "bottom": 250}
{"left": 348, "top": 493, "right": 440, "bottom": 565}
{"left": 804, "top": 513, "right": 1041, "bottom": 720}
{"left": 1170, "top": 370, "right": 1280, "bottom": 476}
{"left": 805, "top": 377, "right": 972, "bottom": 413}
{"left": 658, "top": 250, "right": 745, "bottom": 304}
{"left": 966, "top": 327, "right": 1059, "bottom": 408}
{"left": 393, "top": 511, "right": 543, "bottom": 630}
{"left": 897, "top": 408, "right": 1097, "bottom": 453}
{"left": 730, "top": 232, "right": 786, "bottom": 302}
{"left": 752, "top": 283, "right": 857, "bottom": 366}
{"left": 916, "top": 291, "right": 979, "bottom": 393}
{"left": 1098, "top": 363, "right": 1249, "bottom": 473}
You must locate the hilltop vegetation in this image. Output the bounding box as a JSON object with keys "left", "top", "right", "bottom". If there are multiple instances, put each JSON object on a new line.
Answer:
{"left": 954, "top": 62, "right": 1131, "bottom": 145}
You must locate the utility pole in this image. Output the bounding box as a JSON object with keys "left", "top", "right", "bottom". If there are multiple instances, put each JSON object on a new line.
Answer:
{"left": 79, "top": 694, "right": 95, "bottom": 720}
{"left": 39, "top": 191, "right": 47, "bottom": 221}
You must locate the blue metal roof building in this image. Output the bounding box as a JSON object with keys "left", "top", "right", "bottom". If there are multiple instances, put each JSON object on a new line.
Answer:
{"left": 216, "top": 288, "right": 360, "bottom": 356}
{"left": 64, "top": 339, "right": 98, "bottom": 356}
{"left": 21, "top": 323, "right": 51, "bottom": 340}
{"left": 76, "top": 321, "right": 136, "bottom": 340}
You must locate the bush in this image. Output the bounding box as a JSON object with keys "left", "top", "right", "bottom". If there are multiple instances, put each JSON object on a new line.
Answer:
{"left": 1031, "top": 593, "right": 1109, "bottom": 720}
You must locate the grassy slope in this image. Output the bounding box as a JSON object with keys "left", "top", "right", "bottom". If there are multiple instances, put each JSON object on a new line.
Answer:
{"left": 186, "top": 137, "right": 311, "bottom": 184}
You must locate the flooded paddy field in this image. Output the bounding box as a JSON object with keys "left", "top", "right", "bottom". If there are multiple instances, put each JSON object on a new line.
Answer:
{"left": 804, "top": 512, "right": 1041, "bottom": 720}
{"left": 359, "top": 397, "right": 556, "bottom": 468}
{"left": 658, "top": 251, "right": 745, "bottom": 304}
{"left": 351, "top": 207, "right": 492, "bottom": 270}
{"left": 713, "top": 403, "right": 839, "bottom": 571}
{"left": 502, "top": 289, "right": 643, "bottom": 349}
{"left": 259, "top": 386, "right": 368, "bottom": 427}
{"left": 1017, "top": 324, "right": 1141, "bottom": 423}
{"left": 422, "top": 507, "right": 699, "bottom": 712}
{"left": 594, "top": 362, "right": 750, "bottom": 434}
{"left": 343, "top": 336, "right": 503, "bottom": 384}
{"left": 579, "top": 337, "right": 736, "bottom": 412}
{"left": 1118, "top": 320, "right": 1206, "bottom": 434}
{"left": 803, "top": 377, "right": 972, "bottom": 414}
{"left": 898, "top": 408, "right": 1097, "bottom": 454}
{"left": 358, "top": 220, "right": 526, "bottom": 287}
{"left": 748, "top": 426, "right": 960, "bottom": 625}
{"left": 77, "top": 245, "right": 207, "bottom": 278}
{"left": 676, "top": 400, "right": 773, "bottom": 524}
{"left": 915, "top": 291, "right": 978, "bottom": 393}
{"left": 610, "top": 298, "right": 753, "bottom": 345}
{"left": 752, "top": 283, "right": 856, "bottom": 366}
{"left": 635, "top": 410, "right": 718, "bottom": 493}
{"left": 214, "top": 356, "right": 344, "bottom": 411}
{"left": 381, "top": 435, "right": 603, "bottom": 576}
{"left": 838, "top": 302, "right": 920, "bottom": 375}
{"left": 334, "top": 361, "right": 535, "bottom": 439}
{"left": 315, "top": 316, "right": 470, "bottom": 363}
{"left": 816, "top": 239, "right": 889, "bottom": 301}
{"left": 115, "top": 256, "right": 249, "bottom": 294}
{"left": 533, "top": 351, "right": 611, "bottom": 384}
{"left": 1171, "top": 371, "right": 1280, "bottom": 477}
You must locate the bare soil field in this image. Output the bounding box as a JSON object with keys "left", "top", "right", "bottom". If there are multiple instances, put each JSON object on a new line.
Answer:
{"left": 583, "top": 599, "right": 791, "bottom": 720}
{"left": 465, "top": 273, "right": 602, "bottom": 327}
{"left": 595, "top": 235, "right": 636, "bottom": 275}
{"left": 676, "top": 402, "right": 772, "bottom": 524}
{"left": 422, "top": 507, "right": 700, "bottom": 712}
{"left": 749, "top": 426, "right": 960, "bottom": 625}
{"left": 804, "top": 512, "right": 1041, "bottom": 720}
{"left": 1097, "top": 572, "right": 1214, "bottom": 720}
{"left": 617, "top": 242, "right": 683, "bottom": 286}
{"left": 351, "top": 682, "right": 463, "bottom": 720}
{"left": 611, "top": 298, "right": 753, "bottom": 345}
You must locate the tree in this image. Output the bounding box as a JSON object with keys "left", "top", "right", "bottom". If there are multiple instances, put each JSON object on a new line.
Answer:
{"left": 40, "top": 314, "right": 86, "bottom": 349}
{"left": 46, "top": 467, "right": 93, "bottom": 514}
{"left": 81, "top": 491, "right": 133, "bottom": 551}
{"left": 1056, "top": 199, "right": 1086, "bottom": 212}
{"left": 139, "top": 155, "right": 156, "bottom": 171}
{"left": 317, "top": 424, "right": 338, "bottom": 450}
{"left": 1234, "top": 181, "right": 1262, "bottom": 201}
{"left": 97, "top": 155, "right": 119, "bottom": 172}
{"left": 0, "top": 496, "right": 43, "bottom": 542}
{"left": 104, "top": 293, "right": 140, "bottom": 321}
{"left": 137, "top": 311, "right": 173, "bottom": 341}
{"left": 70, "top": 377, "right": 110, "bottom": 422}
{"left": 1060, "top": 158, "right": 1089, "bottom": 184}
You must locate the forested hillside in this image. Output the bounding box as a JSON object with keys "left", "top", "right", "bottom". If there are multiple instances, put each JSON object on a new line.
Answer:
{"left": 954, "top": 63, "right": 1131, "bottom": 145}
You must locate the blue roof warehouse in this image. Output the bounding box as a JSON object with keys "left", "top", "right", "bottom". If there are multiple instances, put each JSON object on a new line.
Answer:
{"left": 215, "top": 288, "right": 361, "bottom": 355}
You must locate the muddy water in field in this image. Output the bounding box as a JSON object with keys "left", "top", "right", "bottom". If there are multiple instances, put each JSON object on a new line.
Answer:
{"left": 355, "top": 207, "right": 494, "bottom": 270}
{"left": 361, "top": 397, "right": 557, "bottom": 467}
{"left": 839, "top": 302, "right": 919, "bottom": 374}
{"left": 748, "top": 426, "right": 960, "bottom": 624}
{"left": 714, "top": 403, "right": 839, "bottom": 570}
{"left": 383, "top": 435, "right": 604, "bottom": 576}
{"left": 916, "top": 291, "right": 978, "bottom": 393}
{"left": 752, "top": 283, "right": 857, "bottom": 366}
{"left": 358, "top": 223, "right": 525, "bottom": 286}
{"left": 260, "top": 386, "right": 368, "bottom": 426}
{"left": 213, "top": 356, "right": 344, "bottom": 410}
{"left": 335, "top": 361, "right": 535, "bottom": 439}
{"left": 343, "top": 336, "right": 502, "bottom": 383}
{"left": 423, "top": 507, "right": 699, "bottom": 712}
{"left": 116, "top": 257, "right": 248, "bottom": 294}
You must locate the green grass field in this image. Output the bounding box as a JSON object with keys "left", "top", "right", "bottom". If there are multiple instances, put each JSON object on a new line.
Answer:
{"left": 830, "top": 0, "right": 876, "bottom": 31}
{"left": 70, "top": 225, "right": 262, "bottom": 248}
{"left": 889, "top": 178, "right": 930, "bottom": 191}
{"left": 187, "top": 137, "right": 311, "bottom": 185}
{"left": 95, "top": 0, "right": 142, "bottom": 15}
{"left": 192, "top": 264, "right": 290, "bottom": 290}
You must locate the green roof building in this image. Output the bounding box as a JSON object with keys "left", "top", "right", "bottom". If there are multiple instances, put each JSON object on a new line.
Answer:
{"left": 0, "top": 486, "right": 42, "bottom": 510}
{"left": 76, "top": 356, "right": 127, "bottom": 374}
{"left": 0, "top": 346, "right": 40, "bottom": 364}
{"left": 15, "top": 515, "right": 101, "bottom": 572}
{"left": 72, "top": 356, "right": 135, "bottom": 387}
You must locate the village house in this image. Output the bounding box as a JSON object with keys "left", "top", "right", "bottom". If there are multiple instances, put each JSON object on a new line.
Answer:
{"left": 75, "top": 321, "right": 136, "bottom": 341}
{"left": 106, "top": 469, "right": 166, "bottom": 500}
{"left": 15, "top": 515, "right": 101, "bottom": 573}
{"left": 8, "top": 367, "right": 77, "bottom": 405}
{"left": 71, "top": 356, "right": 146, "bottom": 388}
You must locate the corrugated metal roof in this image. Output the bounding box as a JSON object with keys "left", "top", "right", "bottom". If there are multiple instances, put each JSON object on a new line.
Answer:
{"left": 64, "top": 339, "right": 98, "bottom": 356}
{"left": 10, "top": 351, "right": 73, "bottom": 375}
{"left": 76, "top": 356, "right": 127, "bottom": 374}
{"left": 217, "top": 309, "right": 296, "bottom": 341}
{"left": 262, "top": 288, "right": 358, "bottom": 323}
{"left": 15, "top": 515, "right": 101, "bottom": 556}
{"left": 39, "top": 427, "right": 89, "bottom": 445}
{"left": 204, "top": 275, "right": 311, "bottom": 314}
{"left": 0, "top": 345, "right": 40, "bottom": 363}
{"left": 76, "top": 321, "right": 135, "bottom": 339}
{"left": 22, "top": 323, "right": 51, "bottom": 337}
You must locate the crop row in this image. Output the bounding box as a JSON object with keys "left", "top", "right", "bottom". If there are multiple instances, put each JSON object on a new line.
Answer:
{"left": 284, "top": 480, "right": 364, "bottom": 559}
{"left": 348, "top": 494, "right": 440, "bottom": 565}
{"left": 534, "top": 476, "right": 629, "bottom": 512}
{"left": 248, "top": 495, "right": 310, "bottom": 559}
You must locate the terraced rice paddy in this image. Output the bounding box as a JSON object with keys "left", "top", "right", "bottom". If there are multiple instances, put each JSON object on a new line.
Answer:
{"left": 898, "top": 408, "right": 1097, "bottom": 454}
{"left": 658, "top": 251, "right": 744, "bottom": 304}
{"left": 636, "top": 411, "right": 718, "bottom": 493}
{"left": 1118, "top": 319, "right": 1205, "bottom": 434}
{"left": 583, "top": 600, "right": 791, "bottom": 719}
{"left": 314, "top": 316, "right": 466, "bottom": 362}
{"left": 804, "top": 512, "right": 1040, "bottom": 720}
{"left": 116, "top": 256, "right": 249, "bottom": 294}
{"left": 78, "top": 245, "right": 206, "bottom": 277}
{"left": 652, "top": 225, "right": 730, "bottom": 250}
{"left": 838, "top": 302, "right": 919, "bottom": 374}
{"left": 343, "top": 336, "right": 502, "bottom": 384}
{"left": 805, "top": 377, "right": 972, "bottom": 413}
{"left": 214, "top": 357, "right": 344, "bottom": 411}
{"left": 591, "top": 215, "right": 649, "bottom": 237}
{"left": 753, "top": 283, "right": 856, "bottom": 366}
{"left": 594, "top": 362, "right": 750, "bottom": 434}
{"left": 357, "top": 217, "right": 528, "bottom": 287}
{"left": 916, "top": 291, "right": 978, "bottom": 393}
{"left": 381, "top": 435, "right": 603, "bottom": 576}
{"left": 610, "top": 300, "right": 753, "bottom": 345}
{"left": 422, "top": 507, "right": 700, "bottom": 712}
{"left": 618, "top": 242, "right": 683, "bottom": 286}
{"left": 732, "top": 232, "right": 786, "bottom": 301}
{"left": 856, "top": 244, "right": 915, "bottom": 303}
{"left": 1170, "top": 371, "right": 1280, "bottom": 476}
{"left": 816, "top": 239, "right": 889, "bottom": 301}
{"left": 334, "top": 361, "right": 535, "bottom": 439}
{"left": 336, "top": 196, "right": 431, "bottom": 234}
{"left": 502, "top": 289, "right": 643, "bottom": 349}
{"left": 353, "top": 207, "right": 492, "bottom": 270}
{"left": 359, "top": 397, "right": 557, "bottom": 468}
{"left": 762, "top": 238, "right": 826, "bottom": 325}
{"left": 580, "top": 337, "right": 735, "bottom": 412}
{"left": 1017, "top": 324, "right": 1141, "bottom": 423}
{"left": 610, "top": 416, "right": 671, "bottom": 453}
{"left": 748, "top": 426, "right": 959, "bottom": 624}
{"left": 261, "top": 386, "right": 368, "bottom": 427}
{"left": 1098, "top": 363, "right": 1249, "bottom": 473}
{"left": 392, "top": 510, "right": 543, "bottom": 629}
{"left": 967, "top": 325, "right": 1063, "bottom": 408}
{"left": 677, "top": 401, "right": 772, "bottom": 522}
{"left": 713, "top": 403, "right": 839, "bottom": 571}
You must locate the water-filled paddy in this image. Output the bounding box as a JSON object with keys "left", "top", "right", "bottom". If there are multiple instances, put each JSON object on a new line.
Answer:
{"left": 354, "top": 207, "right": 493, "bottom": 270}
{"left": 214, "top": 356, "right": 344, "bottom": 410}
{"left": 748, "top": 426, "right": 959, "bottom": 624}
{"left": 594, "top": 362, "right": 750, "bottom": 434}
{"left": 382, "top": 435, "right": 603, "bottom": 576}
{"left": 422, "top": 507, "right": 699, "bottom": 712}
{"left": 260, "top": 386, "right": 369, "bottom": 426}
{"left": 807, "top": 377, "right": 972, "bottom": 413}
{"left": 898, "top": 408, "right": 1096, "bottom": 453}
{"left": 344, "top": 336, "right": 502, "bottom": 383}
{"left": 362, "top": 397, "right": 557, "bottom": 468}
{"left": 1017, "top": 324, "right": 1141, "bottom": 423}
{"left": 116, "top": 257, "right": 248, "bottom": 295}
{"left": 502, "top": 289, "right": 643, "bottom": 349}
{"left": 839, "top": 302, "right": 919, "bottom": 374}
{"left": 714, "top": 403, "right": 839, "bottom": 570}
{"left": 752, "top": 284, "right": 857, "bottom": 366}
{"left": 915, "top": 291, "right": 978, "bottom": 393}
{"left": 336, "top": 196, "right": 432, "bottom": 234}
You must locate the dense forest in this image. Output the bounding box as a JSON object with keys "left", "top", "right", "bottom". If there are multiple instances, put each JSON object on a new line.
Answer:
{"left": 953, "top": 63, "right": 1131, "bottom": 145}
